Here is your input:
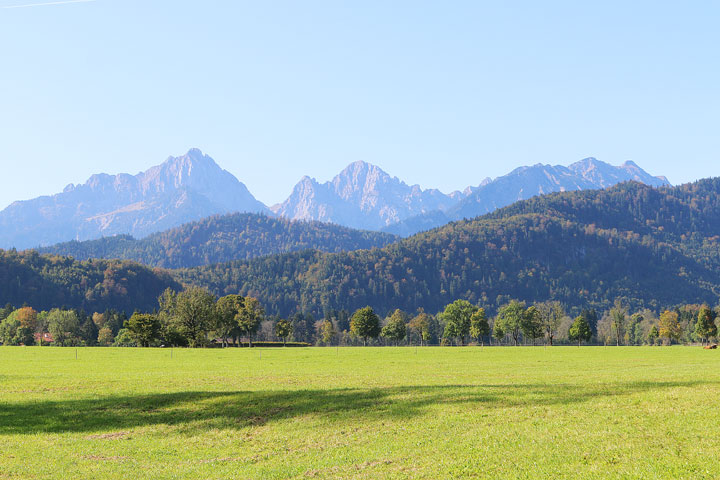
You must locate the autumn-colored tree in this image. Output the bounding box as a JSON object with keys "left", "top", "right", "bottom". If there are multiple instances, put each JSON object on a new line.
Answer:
{"left": 97, "top": 326, "right": 114, "bottom": 346}
{"left": 92, "top": 312, "right": 106, "bottom": 329}
{"left": 408, "top": 312, "right": 432, "bottom": 346}
{"left": 15, "top": 307, "right": 38, "bottom": 331}
{"left": 8, "top": 307, "right": 38, "bottom": 345}
{"left": 320, "top": 319, "right": 336, "bottom": 345}
{"left": 658, "top": 310, "right": 681, "bottom": 345}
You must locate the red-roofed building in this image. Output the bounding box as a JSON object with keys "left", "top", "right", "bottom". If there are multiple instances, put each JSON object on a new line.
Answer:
{"left": 34, "top": 332, "right": 53, "bottom": 345}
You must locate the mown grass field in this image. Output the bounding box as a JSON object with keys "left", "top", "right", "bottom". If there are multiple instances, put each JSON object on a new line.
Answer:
{"left": 1, "top": 346, "right": 719, "bottom": 479}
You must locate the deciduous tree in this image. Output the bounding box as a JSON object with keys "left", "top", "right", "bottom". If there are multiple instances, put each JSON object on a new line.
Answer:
{"left": 97, "top": 326, "right": 114, "bottom": 346}
{"left": 319, "top": 319, "right": 336, "bottom": 345}
{"left": 695, "top": 305, "right": 717, "bottom": 345}
{"left": 647, "top": 324, "right": 659, "bottom": 345}
{"left": 609, "top": 300, "right": 628, "bottom": 346}
{"left": 350, "top": 306, "right": 381, "bottom": 346}
{"left": 0, "top": 307, "right": 37, "bottom": 346}
{"left": 275, "top": 318, "right": 293, "bottom": 346}
{"left": 658, "top": 310, "right": 681, "bottom": 345}
{"left": 237, "top": 297, "right": 264, "bottom": 347}
{"left": 440, "top": 300, "right": 477, "bottom": 346}
{"left": 381, "top": 310, "right": 408, "bottom": 346}
{"left": 469, "top": 308, "right": 490, "bottom": 346}
{"left": 496, "top": 300, "right": 526, "bottom": 346}
{"left": 216, "top": 294, "right": 244, "bottom": 347}
{"left": 174, "top": 287, "right": 217, "bottom": 348}
{"left": 522, "top": 306, "right": 544, "bottom": 345}
{"left": 537, "top": 301, "right": 565, "bottom": 346}
{"left": 124, "top": 313, "right": 160, "bottom": 347}
{"left": 408, "top": 312, "right": 431, "bottom": 346}
{"left": 568, "top": 316, "right": 592, "bottom": 346}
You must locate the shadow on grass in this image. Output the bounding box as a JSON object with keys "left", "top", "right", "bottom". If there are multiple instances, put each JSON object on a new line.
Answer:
{"left": 0, "top": 380, "right": 709, "bottom": 435}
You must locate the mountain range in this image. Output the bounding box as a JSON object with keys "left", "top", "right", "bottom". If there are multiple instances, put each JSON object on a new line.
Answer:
{"left": 3, "top": 177, "right": 720, "bottom": 317}
{"left": 381, "top": 158, "right": 670, "bottom": 235}
{"left": 271, "top": 161, "right": 465, "bottom": 231}
{"left": 0, "top": 149, "right": 669, "bottom": 249}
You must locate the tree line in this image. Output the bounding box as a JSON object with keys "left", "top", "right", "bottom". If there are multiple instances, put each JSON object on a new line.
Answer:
{"left": 1, "top": 291, "right": 717, "bottom": 348}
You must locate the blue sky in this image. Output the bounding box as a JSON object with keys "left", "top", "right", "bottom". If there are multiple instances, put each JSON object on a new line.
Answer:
{"left": 1, "top": 0, "right": 718, "bottom": 209}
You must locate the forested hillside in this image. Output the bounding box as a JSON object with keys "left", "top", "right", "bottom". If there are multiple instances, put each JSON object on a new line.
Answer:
{"left": 0, "top": 249, "right": 179, "bottom": 313}
{"left": 8, "top": 179, "right": 720, "bottom": 319}
{"left": 38, "top": 213, "right": 398, "bottom": 268}
{"left": 176, "top": 179, "right": 720, "bottom": 317}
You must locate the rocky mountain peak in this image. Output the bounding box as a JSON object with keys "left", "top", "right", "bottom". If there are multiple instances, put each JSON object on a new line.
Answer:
{"left": 0, "top": 149, "right": 267, "bottom": 249}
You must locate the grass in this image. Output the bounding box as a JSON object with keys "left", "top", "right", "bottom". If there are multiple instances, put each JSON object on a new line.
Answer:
{"left": 1, "top": 346, "right": 719, "bottom": 479}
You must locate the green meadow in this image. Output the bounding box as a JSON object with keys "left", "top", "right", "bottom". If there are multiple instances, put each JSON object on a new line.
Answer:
{"left": 1, "top": 346, "right": 719, "bottom": 479}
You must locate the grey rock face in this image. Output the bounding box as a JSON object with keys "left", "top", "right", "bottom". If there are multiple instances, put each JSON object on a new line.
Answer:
{"left": 384, "top": 157, "right": 670, "bottom": 236}
{"left": 0, "top": 149, "right": 267, "bottom": 249}
{"left": 273, "top": 161, "right": 464, "bottom": 231}
{"left": 2, "top": 151, "right": 669, "bottom": 249}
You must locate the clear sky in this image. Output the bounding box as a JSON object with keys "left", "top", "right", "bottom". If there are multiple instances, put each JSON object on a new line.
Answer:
{"left": 1, "top": 0, "right": 718, "bottom": 209}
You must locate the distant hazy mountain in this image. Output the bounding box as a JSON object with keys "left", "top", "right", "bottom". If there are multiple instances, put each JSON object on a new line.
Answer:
{"left": 37, "top": 212, "right": 398, "bottom": 269}
{"left": 272, "top": 161, "right": 465, "bottom": 231}
{"left": 1, "top": 151, "right": 670, "bottom": 249}
{"left": 0, "top": 149, "right": 268, "bottom": 249}
{"left": 383, "top": 158, "right": 670, "bottom": 235}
